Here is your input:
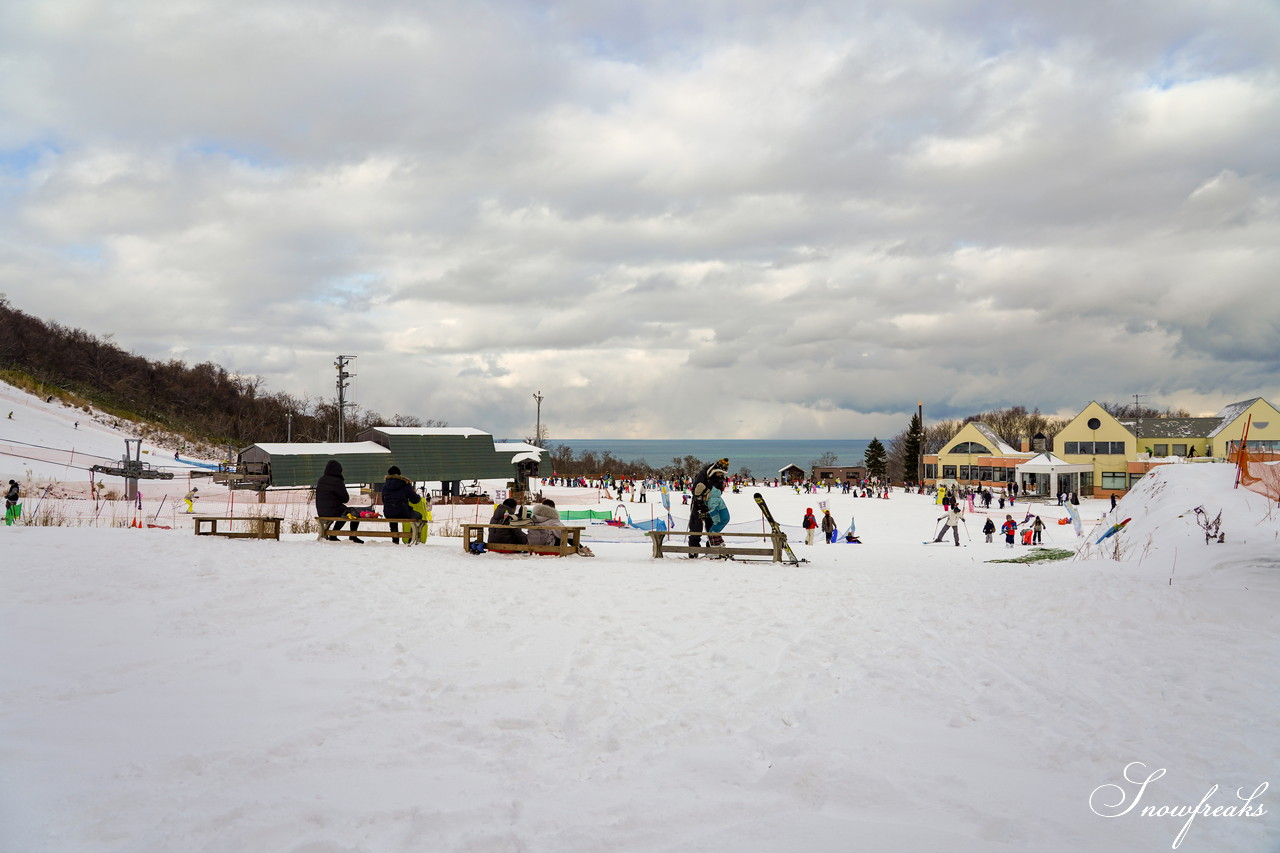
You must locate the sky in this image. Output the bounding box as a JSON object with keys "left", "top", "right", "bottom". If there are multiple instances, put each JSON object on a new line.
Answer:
{"left": 1, "top": 0, "right": 1278, "bottom": 440}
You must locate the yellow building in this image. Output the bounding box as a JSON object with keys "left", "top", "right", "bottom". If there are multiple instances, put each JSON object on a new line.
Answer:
{"left": 925, "top": 398, "right": 1280, "bottom": 499}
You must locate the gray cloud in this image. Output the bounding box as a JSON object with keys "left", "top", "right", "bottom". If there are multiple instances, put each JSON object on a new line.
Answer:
{"left": 1, "top": 0, "right": 1278, "bottom": 438}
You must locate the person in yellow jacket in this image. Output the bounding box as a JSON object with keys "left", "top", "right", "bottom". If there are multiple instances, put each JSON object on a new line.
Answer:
{"left": 183, "top": 487, "right": 199, "bottom": 513}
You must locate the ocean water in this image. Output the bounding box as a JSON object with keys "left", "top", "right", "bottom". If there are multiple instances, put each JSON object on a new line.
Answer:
{"left": 549, "top": 439, "right": 873, "bottom": 478}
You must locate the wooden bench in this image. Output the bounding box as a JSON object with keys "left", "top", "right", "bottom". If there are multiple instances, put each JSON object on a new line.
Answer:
{"left": 193, "top": 516, "right": 283, "bottom": 540}
{"left": 316, "top": 516, "right": 426, "bottom": 545}
{"left": 461, "top": 523, "right": 587, "bottom": 556}
{"left": 645, "top": 529, "right": 788, "bottom": 562}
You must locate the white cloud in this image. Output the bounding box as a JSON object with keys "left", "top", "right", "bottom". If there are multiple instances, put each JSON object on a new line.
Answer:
{"left": 2, "top": 0, "right": 1279, "bottom": 438}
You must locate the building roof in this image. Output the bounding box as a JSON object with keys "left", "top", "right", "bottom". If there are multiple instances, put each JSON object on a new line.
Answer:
{"left": 1118, "top": 417, "right": 1222, "bottom": 439}
{"left": 1208, "top": 398, "right": 1262, "bottom": 438}
{"left": 970, "top": 423, "right": 1021, "bottom": 455}
{"left": 246, "top": 442, "right": 391, "bottom": 457}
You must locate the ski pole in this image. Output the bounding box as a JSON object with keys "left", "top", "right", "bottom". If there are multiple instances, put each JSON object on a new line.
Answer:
{"left": 963, "top": 518, "right": 972, "bottom": 541}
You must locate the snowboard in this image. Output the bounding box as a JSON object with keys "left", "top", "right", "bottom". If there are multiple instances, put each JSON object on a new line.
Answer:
{"left": 753, "top": 493, "right": 805, "bottom": 565}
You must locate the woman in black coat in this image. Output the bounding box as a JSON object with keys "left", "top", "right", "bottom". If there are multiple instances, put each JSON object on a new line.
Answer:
{"left": 316, "top": 460, "right": 362, "bottom": 542}
{"left": 381, "top": 466, "right": 421, "bottom": 544}
{"left": 487, "top": 497, "right": 528, "bottom": 546}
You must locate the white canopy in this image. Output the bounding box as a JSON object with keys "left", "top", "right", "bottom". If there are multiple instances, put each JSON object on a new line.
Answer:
{"left": 1015, "top": 452, "right": 1091, "bottom": 475}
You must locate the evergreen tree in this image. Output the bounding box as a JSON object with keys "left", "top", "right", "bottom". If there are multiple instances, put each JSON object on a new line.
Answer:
{"left": 864, "top": 437, "right": 888, "bottom": 480}
{"left": 903, "top": 412, "right": 924, "bottom": 483}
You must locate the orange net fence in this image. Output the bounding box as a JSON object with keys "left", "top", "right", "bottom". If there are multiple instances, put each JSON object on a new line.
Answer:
{"left": 1235, "top": 447, "right": 1280, "bottom": 501}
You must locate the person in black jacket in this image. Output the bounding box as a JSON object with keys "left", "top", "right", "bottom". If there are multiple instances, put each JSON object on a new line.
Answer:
{"left": 688, "top": 457, "right": 728, "bottom": 550}
{"left": 487, "top": 497, "right": 528, "bottom": 546}
{"left": 381, "top": 466, "right": 421, "bottom": 544}
{"left": 316, "top": 460, "right": 362, "bottom": 543}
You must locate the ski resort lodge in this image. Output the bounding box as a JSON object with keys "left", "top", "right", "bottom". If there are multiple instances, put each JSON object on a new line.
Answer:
{"left": 923, "top": 397, "right": 1280, "bottom": 499}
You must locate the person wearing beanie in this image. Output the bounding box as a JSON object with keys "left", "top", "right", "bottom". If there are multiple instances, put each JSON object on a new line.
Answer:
{"left": 487, "top": 497, "right": 528, "bottom": 547}
{"left": 183, "top": 486, "right": 199, "bottom": 514}
{"left": 802, "top": 507, "right": 818, "bottom": 545}
{"left": 381, "top": 465, "right": 421, "bottom": 545}
{"left": 820, "top": 509, "right": 837, "bottom": 543}
{"left": 315, "top": 459, "right": 362, "bottom": 543}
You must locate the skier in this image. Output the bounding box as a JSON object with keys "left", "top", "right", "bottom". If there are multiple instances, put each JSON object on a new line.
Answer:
{"left": 1001, "top": 515, "right": 1017, "bottom": 548}
{"left": 983, "top": 517, "right": 996, "bottom": 543}
{"left": 820, "top": 509, "right": 837, "bottom": 543}
{"left": 802, "top": 508, "right": 818, "bottom": 545}
{"left": 933, "top": 505, "right": 964, "bottom": 546}
{"left": 688, "top": 458, "right": 729, "bottom": 551}
{"left": 1031, "top": 515, "right": 1045, "bottom": 544}
{"left": 183, "top": 487, "right": 199, "bottom": 513}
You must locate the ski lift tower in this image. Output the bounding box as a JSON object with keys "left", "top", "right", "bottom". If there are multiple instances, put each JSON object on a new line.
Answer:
{"left": 90, "top": 439, "right": 174, "bottom": 500}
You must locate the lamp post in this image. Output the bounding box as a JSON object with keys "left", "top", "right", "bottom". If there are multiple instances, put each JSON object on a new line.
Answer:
{"left": 286, "top": 413, "right": 293, "bottom": 443}
{"left": 917, "top": 400, "right": 924, "bottom": 485}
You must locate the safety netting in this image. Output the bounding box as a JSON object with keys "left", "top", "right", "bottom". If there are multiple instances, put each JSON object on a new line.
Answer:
{"left": 1236, "top": 448, "right": 1280, "bottom": 501}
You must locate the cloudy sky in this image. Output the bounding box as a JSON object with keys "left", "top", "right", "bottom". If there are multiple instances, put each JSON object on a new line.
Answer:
{"left": 2, "top": 0, "right": 1277, "bottom": 440}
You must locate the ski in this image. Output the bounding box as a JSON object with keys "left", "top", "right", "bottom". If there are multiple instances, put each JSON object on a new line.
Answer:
{"left": 753, "top": 493, "right": 806, "bottom": 565}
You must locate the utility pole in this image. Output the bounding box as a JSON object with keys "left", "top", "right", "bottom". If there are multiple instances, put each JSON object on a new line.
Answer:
{"left": 335, "top": 355, "right": 357, "bottom": 442}
{"left": 917, "top": 400, "right": 924, "bottom": 484}
{"left": 532, "top": 391, "right": 544, "bottom": 447}
{"left": 286, "top": 413, "right": 293, "bottom": 443}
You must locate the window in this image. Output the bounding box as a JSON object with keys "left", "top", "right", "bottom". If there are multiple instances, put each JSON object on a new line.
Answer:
{"left": 1153, "top": 444, "right": 1168, "bottom": 457}
{"left": 942, "top": 465, "right": 957, "bottom": 479}
{"left": 1064, "top": 442, "right": 1079, "bottom": 454}
{"left": 950, "top": 441, "right": 990, "bottom": 454}
{"left": 1078, "top": 441, "right": 1094, "bottom": 454}
{"left": 1172, "top": 444, "right": 1187, "bottom": 457}
{"left": 979, "top": 466, "right": 993, "bottom": 481}
{"left": 1110, "top": 441, "right": 1127, "bottom": 454}
{"left": 1101, "top": 471, "right": 1127, "bottom": 489}
{"left": 924, "top": 464, "right": 937, "bottom": 479}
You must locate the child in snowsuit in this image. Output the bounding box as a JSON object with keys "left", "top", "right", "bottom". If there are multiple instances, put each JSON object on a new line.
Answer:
{"left": 1001, "top": 515, "right": 1017, "bottom": 548}
{"left": 983, "top": 517, "right": 996, "bottom": 543}
{"left": 183, "top": 487, "right": 199, "bottom": 513}
{"left": 1032, "top": 516, "right": 1045, "bottom": 544}
{"left": 820, "top": 510, "right": 837, "bottom": 543}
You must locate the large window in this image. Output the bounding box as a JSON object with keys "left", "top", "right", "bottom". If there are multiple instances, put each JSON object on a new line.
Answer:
{"left": 924, "top": 464, "right": 937, "bottom": 479}
{"left": 1101, "top": 471, "right": 1128, "bottom": 490}
{"left": 942, "top": 465, "right": 957, "bottom": 479}
{"left": 1064, "top": 441, "right": 1127, "bottom": 455}
{"left": 1152, "top": 444, "right": 1168, "bottom": 457}
{"left": 1172, "top": 444, "right": 1187, "bottom": 457}
{"left": 950, "top": 441, "right": 990, "bottom": 454}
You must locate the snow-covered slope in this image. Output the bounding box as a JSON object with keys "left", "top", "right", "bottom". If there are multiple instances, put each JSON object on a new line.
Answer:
{"left": 1, "top": 385, "right": 1277, "bottom": 852}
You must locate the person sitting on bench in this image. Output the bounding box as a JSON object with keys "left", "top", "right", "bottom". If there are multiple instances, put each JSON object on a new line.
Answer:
{"left": 381, "top": 466, "right": 421, "bottom": 544}
{"left": 487, "top": 498, "right": 528, "bottom": 546}
{"left": 316, "top": 459, "right": 362, "bottom": 543}
{"left": 526, "top": 499, "right": 565, "bottom": 549}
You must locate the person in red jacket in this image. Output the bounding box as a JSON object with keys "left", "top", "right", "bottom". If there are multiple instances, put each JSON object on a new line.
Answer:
{"left": 802, "top": 508, "right": 818, "bottom": 545}
{"left": 1001, "top": 515, "right": 1018, "bottom": 549}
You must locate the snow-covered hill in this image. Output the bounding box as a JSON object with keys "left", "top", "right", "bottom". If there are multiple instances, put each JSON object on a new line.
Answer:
{"left": 1, "top": 379, "right": 1277, "bottom": 852}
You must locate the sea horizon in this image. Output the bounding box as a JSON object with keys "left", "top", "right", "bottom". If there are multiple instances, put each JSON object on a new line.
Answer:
{"left": 544, "top": 438, "right": 874, "bottom": 478}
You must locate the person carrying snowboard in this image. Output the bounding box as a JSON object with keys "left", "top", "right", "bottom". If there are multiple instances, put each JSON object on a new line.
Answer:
{"left": 688, "top": 458, "right": 728, "bottom": 551}
{"left": 983, "top": 517, "right": 996, "bottom": 543}
{"left": 802, "top": 508, "right": 818, "bottom": 545}
{"left": 821, "top": 509, "right": 837, "bottom": 544}
{"left": 933, "top": 505, "right": 964, "bottom": 546}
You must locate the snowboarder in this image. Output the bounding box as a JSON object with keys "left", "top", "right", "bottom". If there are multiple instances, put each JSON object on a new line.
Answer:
{"left": 933, "top": 505, "right": 965, "bottom": 546}
{"left": 1001, "top": 515, "right": 1017, "bottom": 548}
{"left": 802, "top": 508, "right": 818, "bottom": 545}
{"left": 5, "top": 479, "right": 19, "bottom": 525}
{"left": 183, "top": 487, "right": 199, "bottom": 513}
{"left": 983, "top": 517, "right": 996, "bottom": 543}
{"left": 688, "top": 458, "right": 729, "bottom": 550}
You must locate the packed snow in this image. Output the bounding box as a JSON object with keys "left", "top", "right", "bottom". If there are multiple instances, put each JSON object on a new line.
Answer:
{"left": 2, "top": 383, "right": 1277, "bottom": 852}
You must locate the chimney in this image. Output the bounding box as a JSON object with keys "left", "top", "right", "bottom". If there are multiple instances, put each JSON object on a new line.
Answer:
{"left": 1019, "top": 435, "right": 1030, "bottom": 452}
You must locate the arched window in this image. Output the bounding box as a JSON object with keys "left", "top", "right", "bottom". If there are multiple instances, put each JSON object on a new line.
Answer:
{"left": 950, "top": 441, "right": 990, "bottom": 454}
